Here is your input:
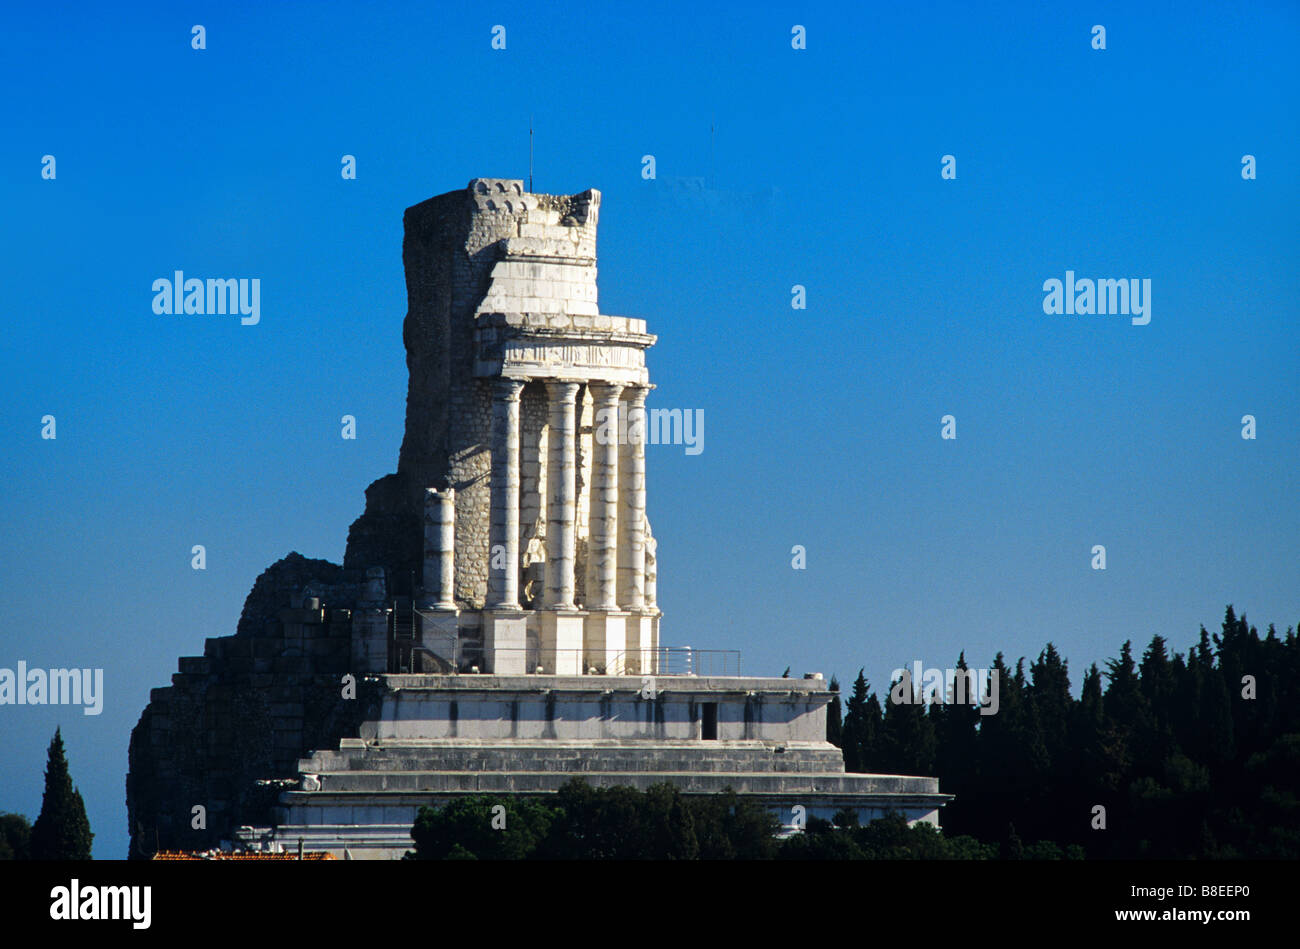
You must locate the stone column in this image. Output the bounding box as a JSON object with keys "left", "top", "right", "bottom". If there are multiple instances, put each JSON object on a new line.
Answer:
{"left": 587, "top": 382, "right": 623, "bottom": 610}
{"left": 544, "top": 380, "right": 580, "bottom": 610}
{"left": 422, "top": 487, "right": 456, "bottom": 610}
{"left": 487, "top": 377, "right": 526, "bottom": 610}
{"left": 618, "top": 386, "right": 648, "bottom": 610}
{"left": 352, "top": 566, "right": 392, "bottom": 673}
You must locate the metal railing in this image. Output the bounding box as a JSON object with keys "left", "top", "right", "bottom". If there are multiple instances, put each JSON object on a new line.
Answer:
{"left": 388, "top": 644, "right": 741, "bottom": 677}
{"left": 389, "top": 602, "right": 460, "bottom": 673}
{"left": 387, "top": 604, "right": 741, "bottom": 676}
{"left": 620, "top": 647, "right": 741, "bottom": 677}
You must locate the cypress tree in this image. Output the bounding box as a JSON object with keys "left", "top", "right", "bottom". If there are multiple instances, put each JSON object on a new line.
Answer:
{"left": 841, "top": 671, "right": 876, "bottom": 772}
{"left": 30, "top": 728, "right": 93, "bottom": 860}
{"left": 881, "top": 672, "right": 936, "bottom": 774}
{"left": 1195, "top": 625, "right": 1214, "bottom": 668}
{"left": 1072, "top": 662, "right": 1112, "bottom": 789}
{"left": 1105, "top": 640, "right": 1148, "bottom": 751}
{"left": 1029, "top": 643, "right": 1071, "bottom": 776}
{"left": 935, "top": 652, "right": 980, "bottom": 809}
{"left": 1139, "top": 634, "right": 1178, "bottom": 763}
{"left": 826, "top": 675, "right": 843, "bottom": 748}
{"left": 863, "top": 692, "right": 884, "bottom": 766}
{"left": 1202, "top": 658, "right": 1235, "bottom": 766}
{"left": 1009, "top": 657, "right": 1050, "bottom": 824}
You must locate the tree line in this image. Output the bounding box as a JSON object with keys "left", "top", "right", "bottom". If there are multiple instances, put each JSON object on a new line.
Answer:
{"left": 827, "top": 605, "right": 1300, "bottom": 858}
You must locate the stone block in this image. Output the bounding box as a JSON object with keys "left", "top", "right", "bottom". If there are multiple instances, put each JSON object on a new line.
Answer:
{"left": 483, "top": 612, "right": 528, "bottom": 675}
{"left": 583, "top": 611, "right": 627, "bottom": 674}
{"left": 539, "top": 611, "right": 586, "bottom": 675}
{"left": 623, "top": 613, "right": 656, "bottom": 675}
{"left": 178, "top": 657, "right": 210, "bottom": 675}
{"left": 253, "top": 638, "right": 284, "bottom": 658}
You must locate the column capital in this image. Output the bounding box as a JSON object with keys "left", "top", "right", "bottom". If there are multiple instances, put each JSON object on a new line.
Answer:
{"left": 588, "top": 381, "right": 625, "bottom": 404}
{"left": 495, "top": 376, "right": 528, "bottom": 401}
{"left": 544, "top": 379, "right": 582, "bottom": 402}
{"left": 621, "top": 383, "right": 652, "bottom": 405}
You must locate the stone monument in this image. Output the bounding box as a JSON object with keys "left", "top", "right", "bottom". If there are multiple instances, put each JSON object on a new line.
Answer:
{"left": 126, "top": 179, "right": 949, "bottom": 859}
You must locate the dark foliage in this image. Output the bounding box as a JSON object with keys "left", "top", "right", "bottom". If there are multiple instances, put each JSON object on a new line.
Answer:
{"left": 0, "top": 813, "right": 32, "bottom": 860}
{"left": 833, "top": 606, "right": 1300, "bottom": 858}
{"left": 407, "top": 781, "right": 781, "bottom": 860}
{"left": 30, "top": 729, "right": 93, "bottom": 860}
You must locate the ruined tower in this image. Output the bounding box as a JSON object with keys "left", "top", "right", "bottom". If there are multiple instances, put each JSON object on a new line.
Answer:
{"left": 127, "top": 180, "right": 948, "bottom": 859}
{"left": 344, "top": 178, "right": 660, "bottom": 678}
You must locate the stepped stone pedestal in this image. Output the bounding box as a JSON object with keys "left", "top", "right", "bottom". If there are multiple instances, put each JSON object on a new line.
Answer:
{"left": 233, "top": 674, "right": 953, "bottom": 859}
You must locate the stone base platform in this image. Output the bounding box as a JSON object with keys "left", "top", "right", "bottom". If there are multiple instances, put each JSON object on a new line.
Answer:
{"left": 235, "top": 675, "right": 952, "bottom": 859}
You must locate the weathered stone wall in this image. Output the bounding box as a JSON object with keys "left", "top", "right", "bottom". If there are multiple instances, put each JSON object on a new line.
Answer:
{"left": 341, "top": 178, "right": 613, "bottom": 607}
{"left": 126, "top": 554, "right": 379, "bottom": 857}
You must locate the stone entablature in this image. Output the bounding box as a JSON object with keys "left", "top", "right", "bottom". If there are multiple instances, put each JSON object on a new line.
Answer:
{"left": 474, "top": 318, "right": 654, "bottom": 384}
{"left": 475, "top": 313, "right": 650, "bottom": 335}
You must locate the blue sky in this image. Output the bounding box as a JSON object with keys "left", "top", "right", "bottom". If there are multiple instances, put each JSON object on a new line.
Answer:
{"left": 1, "top": 1, "right": 1296, "bottom": 857}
